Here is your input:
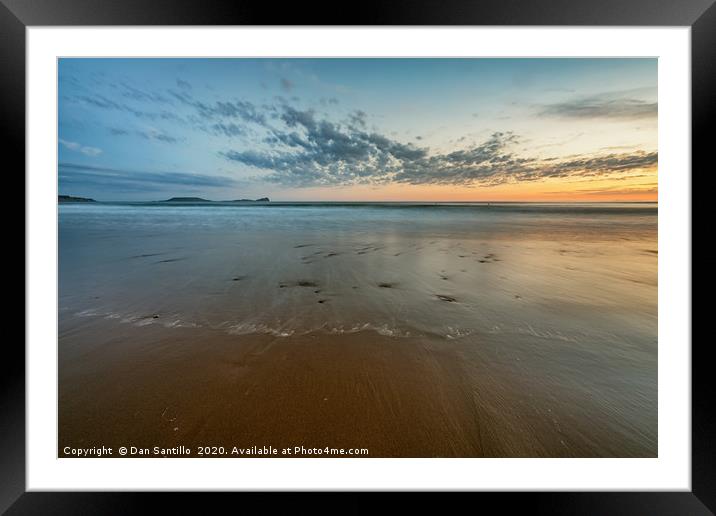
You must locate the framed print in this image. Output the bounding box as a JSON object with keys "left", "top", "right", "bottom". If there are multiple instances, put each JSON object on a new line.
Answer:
{"left": 5, "top": 0, "right": 714, "bottom": 512}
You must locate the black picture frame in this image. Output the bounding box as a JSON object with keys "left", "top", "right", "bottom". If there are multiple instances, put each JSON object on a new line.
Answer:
{"left": 5, "top": 0, "right": 713, "bottom": 513}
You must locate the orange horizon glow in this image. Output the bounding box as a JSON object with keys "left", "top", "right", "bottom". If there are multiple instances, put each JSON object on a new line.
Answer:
{"left": 272, "top": 167, "right": 658, "bottom": 203}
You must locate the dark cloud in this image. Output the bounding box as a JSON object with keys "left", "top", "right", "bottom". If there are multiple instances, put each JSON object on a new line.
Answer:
{"left": 71, "top": 84, "right": 264, "bottom": 131}
{"left": 108, "top": 127, "right": 179, "bottom": 143}
{"left": 347, "top": 110, "right": 367, "bottom": 129}
{"left": 393, "top": 145, "right": 657, "bottom": 187}
{"left": 391, "top": 132, "right": 529, "bottom": 186}
{"left": 58, "top": 163, "right": 236, "bottom": 191}
{"left": 535, "top": 152, "right": 658, "bottom": 178}
{"left": 119, "top": 82, "right": 171, "bottom": 104}
{"left": 73, "top": 93, "right": 182, "bottom": 122}
{"left": 136, "top": 129, "right": 179, "bottom": 143}
{"left": 540, "top": 92, "right": 657, "bottom": 120}
{"left": 176, "top": 79, "right": 192, "bottom": 90}
{"left": 76, "top": 94, "right": 122, "bottom": 110}
{"left": 168, "top": 90, "right": 267, "bottom": 126}
{"left": 71, "top": 85, "right": 271, "bottom": 143}
{"left": 280, "top": 78, "right": 294, "bottom": 92}
{"left": 221, "top": 105, "right": 446, "bottom": 187}
{"left": 220, "top": 105, "right": 657, "bottom": 188}
{"left": 210, "top": 122, "right": 246, "bottom": 138}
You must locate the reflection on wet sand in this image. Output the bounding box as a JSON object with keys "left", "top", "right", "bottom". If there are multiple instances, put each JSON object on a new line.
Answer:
{"left": 59, "top": 203, "right": 657, "bottom": 457}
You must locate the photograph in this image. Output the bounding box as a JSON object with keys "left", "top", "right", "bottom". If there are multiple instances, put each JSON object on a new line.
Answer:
{"left": 57, "top": 57, "right": 659, "bottom": 459}
{"left": 2, "top": 0, "right": 707, "bottom": 506}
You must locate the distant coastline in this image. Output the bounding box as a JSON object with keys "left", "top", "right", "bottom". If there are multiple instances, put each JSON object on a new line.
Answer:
{"left": 59, "top": 195, "right": 95, "bottom": 203}
{"left": 59, "top": 195, "right": 271, "bottom": 204}
{"left": 162, "top": 197, "right": 270, "bottom": 203}
{"left": 59, "top": 196, "right": 656, "bottom": 206}
{"left": 56, "top": 198, "right": 656, "bottom": 217}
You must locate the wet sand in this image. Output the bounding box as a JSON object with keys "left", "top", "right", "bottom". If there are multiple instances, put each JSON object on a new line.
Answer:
{"left": 59, "top": 318, "right": 654, "bottom": 458}
{"left": 59, "top": 203, "right": 657, "bottom": 457}
{"left": 60, "top": 324, "right": 483, "bottom": 457}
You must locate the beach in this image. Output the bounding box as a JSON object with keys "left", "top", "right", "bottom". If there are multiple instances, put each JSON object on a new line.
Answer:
{"left": 59, "top": 202, "right": 657, "bottom": 457}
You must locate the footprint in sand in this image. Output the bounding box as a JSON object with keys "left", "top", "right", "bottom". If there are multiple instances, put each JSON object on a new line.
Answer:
{"left": 130, "top": 252, "right": 164, "bottom": 259}
{"left": 279, "top": 280, "right": 320, "bottom": 288}
{"left": 154, "top": 258, "right": 185, "bottom": 264}
{"left": 478, "top": 253, "right": 500, "bottom": 264}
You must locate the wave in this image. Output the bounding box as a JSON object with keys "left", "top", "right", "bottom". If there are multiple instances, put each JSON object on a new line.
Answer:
{"left": 72, "top": 309, "right": 486, "bottom": 340}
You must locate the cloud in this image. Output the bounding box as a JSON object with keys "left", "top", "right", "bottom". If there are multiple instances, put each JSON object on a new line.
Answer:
{"left": 220, "top": 105, "right": 657, "bottom": 188}
{"left": 119, "top": 82, "right": 171, "bottom": 104}
{"left": 66, "top": 82, "right": 269, "bottom": 146}
{"left": 280, "top": 78, "right": 294, "bottom": 92}
{"left": 72, "top": 93, "right": 182, "bottom": 122}
{"left": 59, "top": 138, "right": 103, "bottom": 157}
{"left": 168, "top": 90, "right": 267, "bottom": 126}
{"left": 539, "top": 91, "right": 657, "bottom": 120}
{"left": 221, "top": 105, "right": 439, "bottom": 187}
{"left": 58, "top": 162, "right": 237, "bottom": 192}
{"left": 571, "top": 185, "right": 658, "bottom": 197}
{"left": 60, "top": 79, "right": 658, "bottom": 191}
{"left": 210, "top": 122, "right": 246, "bottom": 138}
{"left": 534, "top": 152, "right": 658, "bottom": 178}
{"left": 72, "top": 83, "right": 267, "bottom": 138}
{"left": 108, "top": 127, "right": 179, "bottom": 143}
{"left": 347, "top": 110, "right": 367, "bottom": 129}
{"left": 136, "top": 128, "right": 179, "bottom": 143}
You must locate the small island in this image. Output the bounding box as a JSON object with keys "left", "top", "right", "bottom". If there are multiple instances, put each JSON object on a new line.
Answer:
{"left": 161, "top": 197, "right": 270, "bottom": 203}
{"left": 229, "top": 197, "right": 270, "bottom": 203}
{"left": 59, "top": 195, "right": 95, "bottom": 203}
{"left": 162, "top": 197, "right": 211, "bottom": 202}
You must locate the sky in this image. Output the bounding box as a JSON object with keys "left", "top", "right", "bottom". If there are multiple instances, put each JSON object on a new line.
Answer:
{"left": 58, "top": 58, "right": 657, "bottom": 201}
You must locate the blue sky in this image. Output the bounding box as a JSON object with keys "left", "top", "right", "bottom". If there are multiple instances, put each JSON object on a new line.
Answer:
{"left": 58, "top": 58, "right": 657, "bottom": 201}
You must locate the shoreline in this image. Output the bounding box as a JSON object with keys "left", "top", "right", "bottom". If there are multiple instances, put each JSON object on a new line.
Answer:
{"left": 59, "top": 318, "right": 656, "bottom": 458}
